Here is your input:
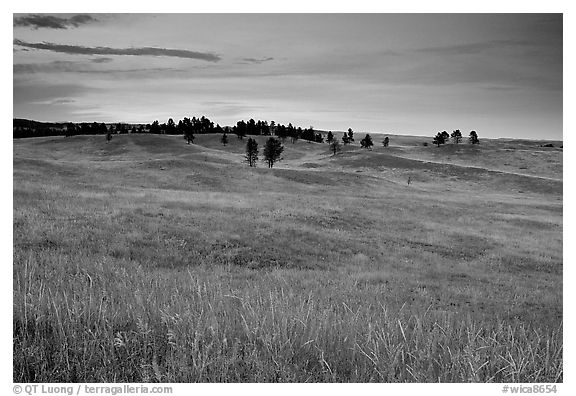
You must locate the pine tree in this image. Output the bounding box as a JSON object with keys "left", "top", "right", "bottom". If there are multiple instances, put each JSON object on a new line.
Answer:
{"left": 360, "top": 134, "right": 374, "bottom": 149}
{"left": 433, "top": 132, "right": 446, "bottom": 147}
{"left": 469, "top": 131, "right": 480, "bottom": 144}
{"left": 326, "top": 131, "right": 334, "bottom": 144}
{"left": 263, "top": 137, "right": 284, "bottom": 168}
{"left": 342, "top": 133, "right": 350, "bottom": 145}
{"left": 451, "top": 129, "right": 462, "bottom": 144}
{"left": 245, "top": 138, "right": 259, "bottom": 167}
{"left": 330, "top": 140, "right": 341, "bottom": 156}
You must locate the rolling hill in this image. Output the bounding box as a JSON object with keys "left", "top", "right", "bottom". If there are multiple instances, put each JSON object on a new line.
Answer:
{"left": 13, "top": 133, "right": 563, "bottom": 382}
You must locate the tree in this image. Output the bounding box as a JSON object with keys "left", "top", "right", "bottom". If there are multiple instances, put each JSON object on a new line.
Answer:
{"left": 347, "top": 128, "right": 354, "bottom": 142}
{"left": 330, "top": 140, "right": 341, "bottom": 156}
{"left": 441, "top": 130, "right": 450, "bottom": 142}
{"left": 342, "top": 133, "right": 350, "bottom": 145}
{"left": 235, "top": 120, "right": 247, "bottom": 139}
{"left": 166, "top": 118, "right": 177, "bottom": 134}
{"left": 291, "top": 128, "right": 299, "bottom": 144}
{"left": 245, "top": 138, "right": 259, "bottom": 167}
{"left": 326, "top": 131, "right": 334, "bottom": 144}
{"left": 382, "top": 136, "right": 389, "bottom": 147}
{"left": 433, "top": 132, "right": 446, "bottom": 147}
{"left": 150, "top": 120, "right": 161, "bottom": 134}
{"left": 220, "top": 133, "right": 228, "bottom": 146}
{"left": 65, "top": 123, "right": 76, "bottom": 138}
{"left": 263, "top": 137, "right": 284, "bottom": 168}
{"left": 469, "top": 130, "right": 480, "bottom": 144}
{"left": 451, "top": 129, "right": 462, "bottom": 144}
{"left": 184, "top": 122, "right": 195, "bottom": 144}
{"left": 360, "top": 134, "right": 374, "bottom": 149}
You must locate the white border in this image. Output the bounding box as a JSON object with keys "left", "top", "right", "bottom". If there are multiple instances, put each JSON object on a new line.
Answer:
{"left": 3, "top": 3, "right": 572, "bottom": 395}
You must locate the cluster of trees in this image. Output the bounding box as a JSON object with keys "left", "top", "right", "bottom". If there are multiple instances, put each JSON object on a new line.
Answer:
{"left": 13, "top": 116, "right": 226, "bottom": 139}
{"left": 149, "top": 116, "right": 224, "bottom": 137}
{"left": 433, "top": 130, "right": 480, "bottom": 147}
{"left": 341, "top": 129, "right": 355, "bottom": 145}
{"left": 244, "top": 137, "right": 284, "bottom": 168}
{"left": 13, "top": 119, "right": 112, "bottom": 139}
{"left": 231, "top": 119, "right": 323, "bottom": 144}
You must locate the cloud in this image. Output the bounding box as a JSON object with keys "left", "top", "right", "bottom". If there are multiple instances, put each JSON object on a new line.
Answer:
{"left": 13, "top": 61, "right": 186, "bottom": 76}
{"left": 13, "top": 39, "right": 221, "bottom": 62}
{"left": 241, "top": 57, "right": 274, "bottom": 64}
{"left": 91, "top": 57, "right": 113, "bottom": 64}
{"left": 14, "top": 14, "right": 97, "bottom": 29}
{"left": 414, "top": 40, "right": 532, "bottom": 56}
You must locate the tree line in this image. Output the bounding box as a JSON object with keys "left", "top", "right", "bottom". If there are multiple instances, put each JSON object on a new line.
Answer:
{"left": 14, "top": 117, "right": 480, "bottom": 152}
{"left": 432, "top": 130, "right": 480, "bottom": 146}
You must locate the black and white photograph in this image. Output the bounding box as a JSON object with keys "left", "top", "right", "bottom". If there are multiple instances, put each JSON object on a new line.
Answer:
{"left": 10, "top": 6, "right": 567, "bottom": 391}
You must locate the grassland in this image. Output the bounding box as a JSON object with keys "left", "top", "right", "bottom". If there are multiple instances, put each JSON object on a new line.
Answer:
{"left": 13, "top": 133, "right": 563, "bottom": 382}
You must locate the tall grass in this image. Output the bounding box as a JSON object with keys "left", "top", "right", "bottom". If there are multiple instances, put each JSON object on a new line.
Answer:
{"left": 13, "top": 135, "right": 563, "bottom": 382}
{"left": 14, "top": 251, "right": 562, "bottom": 382}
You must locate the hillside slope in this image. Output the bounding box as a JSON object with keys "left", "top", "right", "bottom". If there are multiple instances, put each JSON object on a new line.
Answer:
{"left": 13, "top": 133, "right": 562, "bottom": 382}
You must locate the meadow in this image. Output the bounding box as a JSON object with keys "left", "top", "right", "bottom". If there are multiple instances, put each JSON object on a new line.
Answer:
{"left": 13, "top": 133, "right": 563, "bottom": 382}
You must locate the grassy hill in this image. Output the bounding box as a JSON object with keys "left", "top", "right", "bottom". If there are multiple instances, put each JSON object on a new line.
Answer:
{"left": 13, "top": 133, "right": 562, "bottom": 382}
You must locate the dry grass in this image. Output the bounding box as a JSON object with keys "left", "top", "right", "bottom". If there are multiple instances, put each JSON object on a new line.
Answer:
{"left": 13, "top": 134, "right": 562, "bottom": 382}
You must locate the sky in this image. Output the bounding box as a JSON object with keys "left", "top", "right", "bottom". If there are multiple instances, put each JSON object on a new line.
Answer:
{"left": 12, "top": 13, "right": 563, "bottom": 139}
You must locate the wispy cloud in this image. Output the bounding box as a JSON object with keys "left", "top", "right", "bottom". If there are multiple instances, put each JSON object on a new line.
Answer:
{"left": 13, "top": 61, "right": 185, "bottom": 76}
{"left": 13, "top": 39, "right": 221, "bottom": 62}
{"left": 241, "top": 57, "right": 274, "bottom": 64}
{"left": 14, "top": 14, "right": 97, "bottom": 29}
{"left": 91, "top": 57, "right": 113, "bottom": 64}
{"left": 414, "top": 39, "right": 532, "bottom": 56}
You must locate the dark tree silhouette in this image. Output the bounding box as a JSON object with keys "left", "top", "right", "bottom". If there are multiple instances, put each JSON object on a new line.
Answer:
{"left": 330, "top": 140, "right": 341, "bottom": 156}
{"left": 441, "top": 130, "right": 450, "bottom": 142}
{"left": 342, "top": 133, "right": 350, "bottom": 145}
{"left": 235, "top": 120, "right": 247, "bottom": 139}
{"left": 326, "top": 131, "right": 334, "bottom": 144}
{"left": 382, "top": 136, "right": 389, "bottom": 147}
{"left": 270, "top": 121, "right": 276, "bottom": 135}
{"left": 150, "top": 120, "right": 161, "bottom": 134}
{"left": 433, "top": 132, "right": 446, "bottom": 147}
{"left": 183, "top": 121, "right": 195, "bottom": 144}
{"left": 166, "top": 118, "right": 177, "bottom": 134}
{"left": 220, "top": 133, "right": 228, "bottom": 146}
{"left": 469, "top": 131, "right": 480, "bottom": 144}
{"left": 263, "top": 137, "right": 284, "bottom": 168}
{"left": 451, "top": 129, "right": 462, "bottom": 144}
{"left": 65, "top": 123, "right": 76, "bottom": 138}
{"left": 291, "top": 127, "right": 300, "bottom": 144}
{"left": 347, "top": 128, "right": 354, "bottom": 142}
{"left": 360, "top": 134, "right": 374, "bottom": 149}
{"left": 245, "top": 138, "right": 259, "bottom": 167}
